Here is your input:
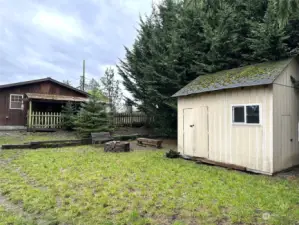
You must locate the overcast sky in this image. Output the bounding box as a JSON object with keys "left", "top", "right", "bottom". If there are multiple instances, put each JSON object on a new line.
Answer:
{"left": 0, "top": 0, "right": 159, "bottom": 90}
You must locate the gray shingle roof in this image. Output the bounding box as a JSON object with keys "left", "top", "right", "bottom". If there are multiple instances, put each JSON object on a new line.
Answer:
{"left": 172, "top": 58, "right": 293, "bottom": 97}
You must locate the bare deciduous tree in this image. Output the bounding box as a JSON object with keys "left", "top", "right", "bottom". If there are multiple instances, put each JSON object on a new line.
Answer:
{"left": 100, "top": 67, "right": 123, "bottom": 112}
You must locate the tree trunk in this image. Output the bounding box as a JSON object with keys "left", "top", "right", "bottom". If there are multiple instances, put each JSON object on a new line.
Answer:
{"left": 104, "top": 141, "right": 130, "bottom": 152}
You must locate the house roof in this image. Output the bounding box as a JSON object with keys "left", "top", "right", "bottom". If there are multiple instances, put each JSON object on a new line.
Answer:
{"left": 172, "top": 58, "right": 294, "bottom": 97}
{"left": 25, "top": 93, "right": 88, "bottom": 102}
{"left": 0, "top": 77, "right": 89, "bottom": 96}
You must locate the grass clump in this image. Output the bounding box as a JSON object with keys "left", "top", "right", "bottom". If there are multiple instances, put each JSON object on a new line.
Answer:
{"left": 0, "top": 206, "right": 34, "bottom": 225}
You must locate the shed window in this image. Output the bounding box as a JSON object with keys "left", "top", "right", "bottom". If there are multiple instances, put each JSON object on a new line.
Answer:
{"left": 10, "top": 94, "right": 23, "bottom": 110}
{"left": 246, "top": 105, "right": 260, "bottom": 124}
{"left": 232, "top": 106, "right": 245, "bottom": 123}
{"left": 232, "top": 104, "right": 260, "bottom": 124}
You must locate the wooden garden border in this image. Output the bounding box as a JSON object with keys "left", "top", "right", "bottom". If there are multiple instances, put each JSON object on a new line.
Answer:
{"left": 1, "top": 139, "right": 92, "bottom": 150}
{"left": 0, "top": 134, "right": 142, "bottom": 150}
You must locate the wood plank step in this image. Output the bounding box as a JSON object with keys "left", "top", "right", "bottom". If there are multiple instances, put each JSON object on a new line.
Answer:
{"left": 194, "top": 157, "right": 246, "bottom": 171}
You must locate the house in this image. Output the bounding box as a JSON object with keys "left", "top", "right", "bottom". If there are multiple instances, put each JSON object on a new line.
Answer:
{"left": 0, "top": 77, "right": 89, "bottom": 131}
{"left": 173, "top": 57, "right": 299, "bottom": 175}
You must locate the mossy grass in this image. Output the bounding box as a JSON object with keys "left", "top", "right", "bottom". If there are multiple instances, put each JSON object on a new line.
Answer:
{"left": 0, "top": 135, "right": 299, "bottom": 224}
{"left": 0, "top": 206, "right": 34, "bottom": 225}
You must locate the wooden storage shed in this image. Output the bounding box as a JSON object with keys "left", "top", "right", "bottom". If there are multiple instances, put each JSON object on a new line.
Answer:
{"left": 173, "top": 57, "right": 299, "bottom": 175}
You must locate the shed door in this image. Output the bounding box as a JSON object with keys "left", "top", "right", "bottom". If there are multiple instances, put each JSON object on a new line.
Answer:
{"left": 281, "top": 115, "right": 292, "bottom": 158}
{"left": 183, "top": 108, "right": 195, "bottom": 156}
{"left": 194, "top": 106, "right": 209, "bottom": 158}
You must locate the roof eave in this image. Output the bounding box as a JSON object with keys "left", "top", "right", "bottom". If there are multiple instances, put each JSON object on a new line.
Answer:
{"left": 25, "top": 93, "right": 88, "bottom": 102}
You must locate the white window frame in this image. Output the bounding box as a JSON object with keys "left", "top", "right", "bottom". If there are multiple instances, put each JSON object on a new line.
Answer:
{"left": 10, "top": 94, "right": 24, "bottom": 110}
{"left": 231, "top": 104, "right": 261, "bottom": 125}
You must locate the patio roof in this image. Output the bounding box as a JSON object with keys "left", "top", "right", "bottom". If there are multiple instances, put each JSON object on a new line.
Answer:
{"left": 25, "top": 93, "right": 88, "bottom": 102}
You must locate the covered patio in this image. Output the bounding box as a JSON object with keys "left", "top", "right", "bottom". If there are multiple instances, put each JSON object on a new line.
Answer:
{"left": 25, "top": 93, "right": 88, "bottom": 131}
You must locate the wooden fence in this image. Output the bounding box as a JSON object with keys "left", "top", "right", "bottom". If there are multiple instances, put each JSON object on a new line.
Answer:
{"left": 112, "top": 112, "right": 151, "bottom": 127}
{"left": 28, "top": 111, "right": 63, "bottom": 129}
{"left": 27, "top": 111, "right": 151, "bottom": 129}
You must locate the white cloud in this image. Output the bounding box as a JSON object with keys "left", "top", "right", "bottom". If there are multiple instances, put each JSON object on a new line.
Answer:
{"left": 121, "top": 0, "right": 153, "bottom": 15}
{"left": 17, "top": 48, "right": 66, "bottom": 74}
{"left": 0, "top": 0, "right": 155, "bottom": 99}
{"left": 32, "top": 9, "right": 84, "bottom": 41}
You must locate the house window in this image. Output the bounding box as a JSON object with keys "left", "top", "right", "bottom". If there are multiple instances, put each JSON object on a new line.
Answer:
{"left": 232, "top": 104, "right": 260, "bottom": 124}
{"left": 10, "top": 94, "right": 23, "bottom": 110}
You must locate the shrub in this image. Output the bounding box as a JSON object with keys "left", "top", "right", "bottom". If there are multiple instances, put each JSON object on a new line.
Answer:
{"left": 165, "top": 149, "right": 180, "bottom": 158}
{"left": 74, "top": 90, "right": 111, "bottom": 137}
{"left": 61, "top": 102, "right": 76, "bottom": 130}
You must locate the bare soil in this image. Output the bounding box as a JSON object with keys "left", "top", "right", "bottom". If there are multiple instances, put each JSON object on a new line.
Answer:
{"left": 276, "top": 166, "right": 299, "bottom": 179}
{"left": 113, "top": 126, "right": 155, "bottom": 136}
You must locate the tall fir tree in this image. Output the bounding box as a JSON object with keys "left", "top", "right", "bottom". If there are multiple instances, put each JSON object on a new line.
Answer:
{"left": 118, "top": 0, "right": 299, "bottom": 136}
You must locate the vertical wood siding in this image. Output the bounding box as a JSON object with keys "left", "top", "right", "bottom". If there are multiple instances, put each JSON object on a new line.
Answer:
{"left": 178, "top": 86, "right": 273, "bottom": 174}
{"left": 273, "top": 59, "right": 299, "bottom": 173}
{"left": 0, "top": 81, "right": 87, "bottom": 126}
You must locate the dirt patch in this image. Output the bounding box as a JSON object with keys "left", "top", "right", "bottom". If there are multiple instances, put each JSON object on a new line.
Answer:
{"left": 113, "top": 126, "right": 154, "bottom": 136}
{"left": 276, "top": 166, "right": 299, "bottom": 179}
{"left": 112, "top": 127, "right": 177, "bottom": 151}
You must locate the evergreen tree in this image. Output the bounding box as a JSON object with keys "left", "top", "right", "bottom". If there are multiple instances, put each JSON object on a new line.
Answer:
{"left": 271, "top": 0, "right": 299, "bottom": 27}
{"left": 61, "top": 102, "right": 76, "bottom": 131}
{"left": 185, "top": 0, "right": 299, "bottom": 27}
{"left": 74, "top": 90, "right": 110, "bottom": 137}
{"left": 118, "top": 0, "right": 299, "bottom": 136}
{"left": 248, "top": 4, "right": 290, "bottom": 61}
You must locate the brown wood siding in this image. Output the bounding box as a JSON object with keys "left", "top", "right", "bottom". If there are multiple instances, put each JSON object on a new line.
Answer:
{"left": 0, "top": 81, "right": 87, "bottom": 126}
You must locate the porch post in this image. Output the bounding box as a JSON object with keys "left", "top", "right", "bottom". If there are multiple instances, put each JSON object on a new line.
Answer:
{"left": 28, "top": 100, "right": 32, "bottom": 128}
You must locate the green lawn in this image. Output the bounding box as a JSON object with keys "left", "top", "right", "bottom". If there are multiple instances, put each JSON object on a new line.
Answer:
{"left": 0, "top": 142, "right": 299, "bottom": 224}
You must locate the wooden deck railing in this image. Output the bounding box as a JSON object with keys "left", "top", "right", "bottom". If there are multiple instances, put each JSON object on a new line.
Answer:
{"left": 28, "top": 111, "right": 63, "bottom": 129}
{"left": 27, "top": 111, "right": 152, "bottom": 129}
